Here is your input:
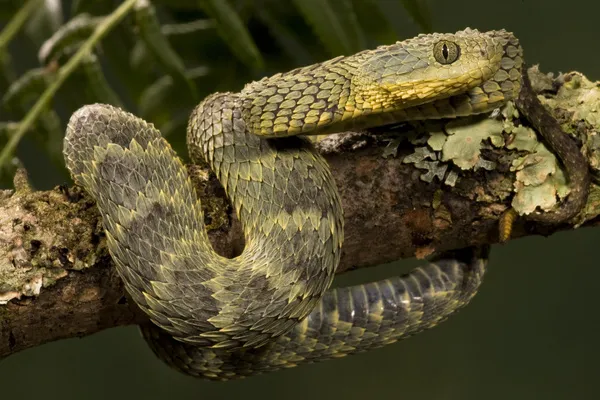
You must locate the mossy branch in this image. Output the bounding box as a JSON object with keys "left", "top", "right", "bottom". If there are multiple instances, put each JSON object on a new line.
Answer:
{"left": 0, "top": 0, "right": 139, "bottom": 172}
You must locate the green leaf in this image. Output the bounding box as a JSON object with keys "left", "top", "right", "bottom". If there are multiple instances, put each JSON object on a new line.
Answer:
{"left": 2, "top": 67, "right": 50, "bottom": 111}
{"left": 197, "top": 0, "right": 264, "bottom": 70}
{"left": 134, "top": 0, "right": 198, "bottom": 100}
{"left": 37, "top": 13, "right": 102, "bottom": 65}
{"left": 161, "top": 19, "right": 215, "bottom": 36}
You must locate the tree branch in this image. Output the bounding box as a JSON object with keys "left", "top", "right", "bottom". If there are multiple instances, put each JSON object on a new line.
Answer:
{"left": 1, "top": 67, "right": 599, "bottom": 359}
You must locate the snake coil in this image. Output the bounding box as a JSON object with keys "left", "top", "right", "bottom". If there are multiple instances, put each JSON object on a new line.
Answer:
{"left": 63, "top": 28, "right": 587, "bottom": 380}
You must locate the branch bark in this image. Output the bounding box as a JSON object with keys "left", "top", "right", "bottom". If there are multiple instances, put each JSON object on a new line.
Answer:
{"left": 1, "top": 67, "right": 599, "bottom": 360}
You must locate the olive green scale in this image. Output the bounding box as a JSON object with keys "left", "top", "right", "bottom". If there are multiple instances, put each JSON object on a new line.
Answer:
{"left": 63, "top": 28, "right": 520, "bottom": 380}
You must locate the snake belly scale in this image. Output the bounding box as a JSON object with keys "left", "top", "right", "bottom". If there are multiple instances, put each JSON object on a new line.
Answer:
{"left": 63, "top": 29, "right": 559, "bottom": 380}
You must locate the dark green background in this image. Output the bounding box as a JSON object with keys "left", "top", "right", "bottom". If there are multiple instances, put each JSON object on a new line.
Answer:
{"left": 2, "top": 0, "right": 600, "bottom": 399}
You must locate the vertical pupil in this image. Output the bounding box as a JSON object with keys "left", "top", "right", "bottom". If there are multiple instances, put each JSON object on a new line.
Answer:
{"left": 442, "top": 43, "right": 449, "bottom": 60}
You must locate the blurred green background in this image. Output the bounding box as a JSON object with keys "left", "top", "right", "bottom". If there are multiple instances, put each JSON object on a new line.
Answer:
{"left": 1, "top": 0, "right": 599, "bottom": 399}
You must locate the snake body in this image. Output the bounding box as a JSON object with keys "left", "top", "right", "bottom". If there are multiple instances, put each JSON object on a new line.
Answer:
{"left": 63, "top": 28, "right": 587, "bottom": 380}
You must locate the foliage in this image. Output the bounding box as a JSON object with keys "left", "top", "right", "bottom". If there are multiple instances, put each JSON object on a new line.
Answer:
{"left": 0, "top": 0, "right": 431, "bottom": 186}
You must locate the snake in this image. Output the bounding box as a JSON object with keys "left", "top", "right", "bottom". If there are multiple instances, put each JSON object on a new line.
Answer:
{"left": 62, "top": 28, "right": 589, "bottom": 380}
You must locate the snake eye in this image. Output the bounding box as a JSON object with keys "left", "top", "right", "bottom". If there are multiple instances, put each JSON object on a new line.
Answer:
{"left": 433, "top": 40, "right": 460, "bottom": 64}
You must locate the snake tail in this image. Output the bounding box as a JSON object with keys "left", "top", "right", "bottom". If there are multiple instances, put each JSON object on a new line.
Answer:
{"left": 141, "top": 246, "right": 489, "bottom": 380}
{"left": 515, "top": 70, "right": 591, "bottom": 224}
{"left": 63, "top": 103, "right": 344, "bottom": 350}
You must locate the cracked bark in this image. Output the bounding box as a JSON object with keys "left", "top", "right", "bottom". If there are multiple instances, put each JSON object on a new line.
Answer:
{"left": 1, "top": 67, "right": 599, "bottom": 360}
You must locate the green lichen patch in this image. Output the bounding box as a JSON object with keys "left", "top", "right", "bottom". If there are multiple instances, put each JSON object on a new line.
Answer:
{"left": 577, "top": 183, "right": 600, "bottom": 225}
{"left": 380, "top": 126, "right": 426, "bottom": 158}
{"left": 508, "top": 127, "right": 570, "bottom": 215}
{"left": 399, "top": 116, "right": 506, "bottom": 184}
{"left": 441, "top": 117, "right": 505, "bottom": 170}
{"left": 512, "top": 144, "right": 557, "bottom": 186}
{"left": 506, "top": 125, "right": 538, "bottom": 152}
{"left": 543, "top": 72, "right": 600, "bottom": 178}
{"left": 502, "top": 100, "right": 520, "bottom": 121}
{"left": 427, "top": 130, "right": 447, "bottom": 151}
{"left": 383, "top": 69, "right": 599, "bottom": 220}
{"left": 584, "top": 131, "right": 600, "bottom": 173}
{"left": 511, "top": 167, "right": 568, "bottom": 214}
{"left": 401, "top": 146, "right": 451, "bottom": 183}
{"left": 546, "top": 73, "right": 600, "bottom": 129}
{"left": 542, "top": 71, "right": 600, "bottom": 222}
{"left": 444, "top": 170, "right": 459, "bottom": 187}
{"left": 414, "top": 160, "right": 448, "bottom": 183}
{"left": 402, "top": 146, "right": 436, "bottom": 164}
{"left": 508, "top": 69, "right": 600, "bottom": 218}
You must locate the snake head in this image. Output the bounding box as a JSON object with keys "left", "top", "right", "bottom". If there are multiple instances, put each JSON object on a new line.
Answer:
{"left": 352, "top": 28, "right": 523, "bottom": 113}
